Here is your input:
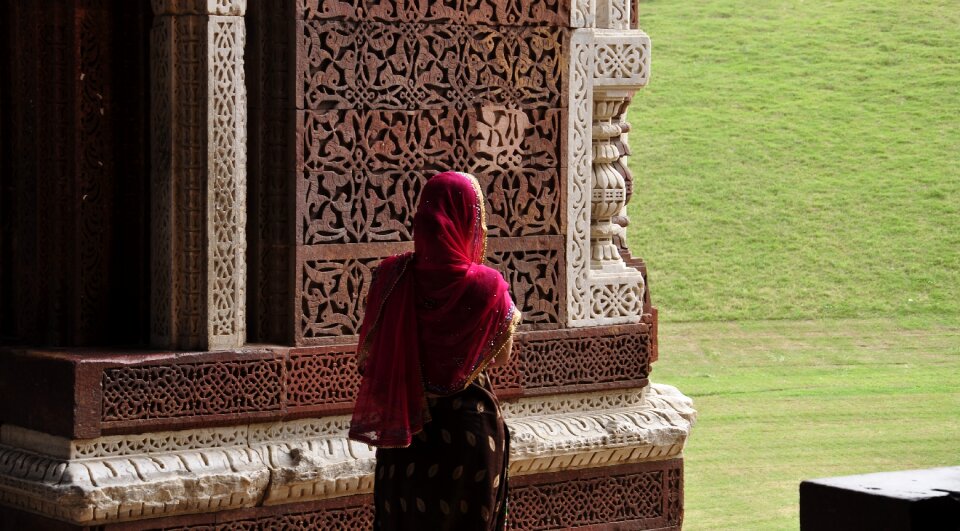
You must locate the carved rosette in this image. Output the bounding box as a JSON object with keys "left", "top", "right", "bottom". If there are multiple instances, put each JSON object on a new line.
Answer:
{"left": 151, "top": 0, "right": 247, "bottom": 349}
{"left": 566, "top": 16, "right": 651, "bottom": 327}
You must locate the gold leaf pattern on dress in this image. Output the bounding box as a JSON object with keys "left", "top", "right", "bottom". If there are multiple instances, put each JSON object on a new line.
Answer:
{"left": 406, "top": 462, "right": 415, "bottom": 477}
{"left": 441, "top": 429, "right": 452, "bottom": 443}
{"left": 488, "top": 435, "right": 496, "bottom": 451}
{"left": 466, "top": 431, "right": 477, "bottom": 446}
{"left": 452, "top": 398, "right": 462, "bottom": 410}
{"left": 452, "top": 465, "right": 463, "bottom": 480}
{"left": 384, "top": 500, "right": 391, "bottom": 513}
{"left": 460, "top": 500, "right": 469, "bottom": 514}
{"left": 400, "top": 498, "right": 408, "bottom": 512}
{"left": 474, "top": 469, "right": 487, "bottom": 482}
{"left": 481, "top": 506, "right": 491, "bottom": 521}
{"left": 440, "top": 500, "right": 451, "bottom": 515}
{"left": 428, "top": 463, "right": 439, "bottom": 478}
{"left": 492, "top": 474, "right": 500, "bottom": 489}
{"left": 477, "top": 402, "right": 485, "bottom": 413}
{"left": 389, "top": 464, "right": 395, "bottom": 478}
{"left": 416, "top": 497, "right": 426, "bottom": 512}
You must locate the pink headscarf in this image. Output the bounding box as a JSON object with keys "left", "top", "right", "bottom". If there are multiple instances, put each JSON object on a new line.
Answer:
{"left": 349, "top": 172, "right": 520, "bottom": 448}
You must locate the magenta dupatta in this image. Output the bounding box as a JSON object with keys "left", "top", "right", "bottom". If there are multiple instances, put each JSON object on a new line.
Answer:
{"left": 348, "top": 172, "right": 520, "bottom": 448}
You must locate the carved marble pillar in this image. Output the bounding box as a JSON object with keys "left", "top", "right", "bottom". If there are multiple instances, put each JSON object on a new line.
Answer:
{"left": 566, "top": 3, "right": 651, "bottom": 327}
{"left": 151, "top": 0, "right": 247, "bottom": 350}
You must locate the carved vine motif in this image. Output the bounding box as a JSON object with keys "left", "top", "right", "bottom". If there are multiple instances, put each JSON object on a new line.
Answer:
{"left": 485, "top": 246, "right": 562, "bottom": 326}
{"left": 297, "top": 0, "right": 569, "bottom": 28}
{"left": 298, "top": 21, "right": 563, "bottom": 111}
{"left": 297, "top": 107, "right": 561, "bottom": 246}
{"left": 300, "top": 256, "right": 381, "bottom": 339}
{"left": 508, "top": 471, "right": 664, "bottom": 529}
{"left": 298, "top": 243, "right": 561, "bottom": 341}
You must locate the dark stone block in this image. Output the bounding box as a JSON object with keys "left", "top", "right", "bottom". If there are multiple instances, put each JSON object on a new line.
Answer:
{"left": 801, "top": 467, "right": 960, "bottom": 530}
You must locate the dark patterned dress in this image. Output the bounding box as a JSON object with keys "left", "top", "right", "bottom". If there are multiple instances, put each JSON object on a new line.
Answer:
{"left": 373, "top": 373, "right": 510, "bottom": 530}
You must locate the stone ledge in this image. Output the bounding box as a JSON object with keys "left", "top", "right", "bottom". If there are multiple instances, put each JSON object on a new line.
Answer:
{"left": 0, "top": 383, "right": 695, "bottom": 525}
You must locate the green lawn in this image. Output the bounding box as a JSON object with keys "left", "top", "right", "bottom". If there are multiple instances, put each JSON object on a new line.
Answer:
{"left": 626, "top": 0, "right": 960, "bottom": 324}
{"left": 622, "top": 1, "right": 960, "bottom": 528}
{"left": 654, "top": 319, "right": 960, "bottom": 530}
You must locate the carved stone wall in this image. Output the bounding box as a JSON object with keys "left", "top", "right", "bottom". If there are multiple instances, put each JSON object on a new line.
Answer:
{"left": 247, "top": 0, "right": 569, "bottom": 346}
{"left": 0, "top": 1, "right": 695, "bottom": 529}
{"left": 0, "top": 0, "right": 151, "bottom": 347}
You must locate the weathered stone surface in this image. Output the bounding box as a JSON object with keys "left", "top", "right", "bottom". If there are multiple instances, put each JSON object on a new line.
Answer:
{"left": 0, "top": 384, "right": 694, "bottom": 525}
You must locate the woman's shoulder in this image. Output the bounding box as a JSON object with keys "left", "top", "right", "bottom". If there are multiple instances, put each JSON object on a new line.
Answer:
{"left": 466, "top": 263, "right": 510, "bottom": 293}
{"left": 373, "top": 252, "right": 414, "bottom": 278}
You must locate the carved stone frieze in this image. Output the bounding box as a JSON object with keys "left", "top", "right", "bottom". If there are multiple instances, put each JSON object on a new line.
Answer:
{"left": 0, "top": 384, "right": 694, "bottom": 526}
{"left": 296, "top": 0, "right": 570, "bottom": 26}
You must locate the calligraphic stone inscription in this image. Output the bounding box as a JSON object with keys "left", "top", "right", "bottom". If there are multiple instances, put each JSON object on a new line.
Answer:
{"left": 0, "top": 1, "right": 695, "bottom": 529}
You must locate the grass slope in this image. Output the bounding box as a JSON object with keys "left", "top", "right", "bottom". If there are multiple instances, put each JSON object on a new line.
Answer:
{"left": 654, "top": 318, "right": 960, "bottom": 530}
{"left": 626, "top": 0, "right": 960, "bottom": 323}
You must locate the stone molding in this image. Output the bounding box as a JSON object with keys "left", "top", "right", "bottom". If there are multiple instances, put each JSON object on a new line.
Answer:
{"left": 0, "top": 384, "right": 694, "bottom": 525}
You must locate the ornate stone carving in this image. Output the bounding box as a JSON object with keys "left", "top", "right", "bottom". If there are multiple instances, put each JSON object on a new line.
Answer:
{"left": 296, "top": 0, "right": 569, "bottom": 26}
{"left": 0, "top": 384, "right": 693, "bottom": 525}
{"left": 101, "top": 359, "right": 284, "bottom": 425}
{"left": 566, "top": 25, "right": 651, "bottom": 327}
{"left": 150, "top": 2, "right": 248, "bottom": 350}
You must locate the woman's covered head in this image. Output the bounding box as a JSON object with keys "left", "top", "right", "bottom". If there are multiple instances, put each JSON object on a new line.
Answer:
{"left": 414, "top": 171, "right": 487, "bottom": 267}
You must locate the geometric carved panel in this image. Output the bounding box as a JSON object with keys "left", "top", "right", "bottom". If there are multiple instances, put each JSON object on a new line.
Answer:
{"left": 101, "top": 358, "right": 283, "bottom": 425}
{"left": 297, "top": 22, "right": 564, "bottom": 110}
{"left": 516, "top": 322, "right": 651, "bottom": 393}
{"left": 508, "top": 459, "right": 684, "bottom": 530}
{"left": 286, "top": 346, "right": 363, "bottom": 416}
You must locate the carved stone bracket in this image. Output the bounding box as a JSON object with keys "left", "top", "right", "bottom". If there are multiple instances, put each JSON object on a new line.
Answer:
{"left": 565, "top": 25, "right": 651, "bottom": 327}
{"left": 151, "top": 0, "right": 248, "bottom": 350}
{"left": 0, "top": 384, "right": 694, "bottom": 526}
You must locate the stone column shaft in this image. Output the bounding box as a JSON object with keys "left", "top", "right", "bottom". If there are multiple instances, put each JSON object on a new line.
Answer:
{"left": 151, "top": 0, "right": 247, "bottom": 350}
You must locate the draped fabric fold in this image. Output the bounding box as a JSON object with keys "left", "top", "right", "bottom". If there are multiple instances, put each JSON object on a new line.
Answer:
{"left": 349, "top": 172, "right": 520, "bottom": 448}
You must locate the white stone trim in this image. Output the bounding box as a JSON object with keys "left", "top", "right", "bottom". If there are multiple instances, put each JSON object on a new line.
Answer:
{"left": 565, "top": 27, "right": 652, "bottom": 327}
{"left": 0, "top": 384, "right": 694, "bottom": 525}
